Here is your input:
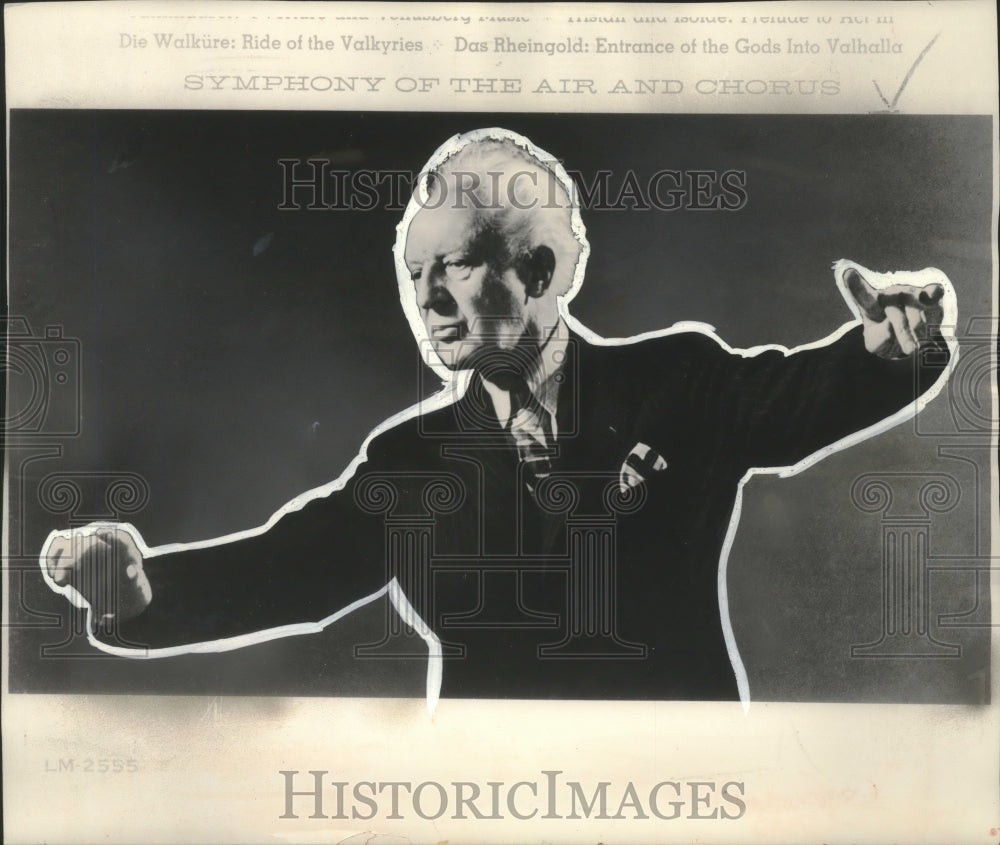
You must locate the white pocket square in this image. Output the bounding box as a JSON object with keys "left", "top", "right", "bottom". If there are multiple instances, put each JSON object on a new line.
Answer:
{"left": 619, "top": 442, "right": 668, "bottom": 493}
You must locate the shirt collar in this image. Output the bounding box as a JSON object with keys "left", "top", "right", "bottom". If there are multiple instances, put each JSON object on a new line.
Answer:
{"left": 480, "top": 318, "right": 569, "bottom": 435}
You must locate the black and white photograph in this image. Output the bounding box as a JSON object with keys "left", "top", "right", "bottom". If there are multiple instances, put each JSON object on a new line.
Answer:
{"left": 10, "top": 111, "right": 990, "bottom": 706}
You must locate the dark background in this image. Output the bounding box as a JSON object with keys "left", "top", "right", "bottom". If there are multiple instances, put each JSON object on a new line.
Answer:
{"left": 6, "top": 111, "right": 994, "bottom": 701}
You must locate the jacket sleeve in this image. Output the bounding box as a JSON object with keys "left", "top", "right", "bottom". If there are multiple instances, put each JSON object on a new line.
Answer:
{"left": 96, "top": 449, "right": 393, "bottom": 652}
{"left": 717, "top": 323, "right": 952, "bottom": 471}
{"left": 631, "top": 322, "right": 952, "bottom": 475}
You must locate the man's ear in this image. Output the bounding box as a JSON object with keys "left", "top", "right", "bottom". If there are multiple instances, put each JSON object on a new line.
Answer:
{"left": 520, "top": 245, "right": 556, "bottom": 299}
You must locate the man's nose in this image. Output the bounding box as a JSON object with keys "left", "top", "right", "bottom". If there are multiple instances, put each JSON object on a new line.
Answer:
{"left": 416, "top": 270, "right": 456, "bottom": 314}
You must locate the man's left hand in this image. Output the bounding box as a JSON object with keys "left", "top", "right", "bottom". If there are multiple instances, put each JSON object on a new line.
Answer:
{"left": 845, "top": 266, "right": 946, "bottom": 360}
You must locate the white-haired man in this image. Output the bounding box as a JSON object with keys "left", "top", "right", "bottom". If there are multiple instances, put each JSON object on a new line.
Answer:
{"left": 42, "top": 128, "right": 955, "bottom": 703}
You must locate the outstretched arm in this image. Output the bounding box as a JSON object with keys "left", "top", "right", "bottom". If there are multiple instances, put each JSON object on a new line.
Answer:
{"left": 627, "top": 261, "right": 956, "bottom": 481}
{"left": 42, "top": 462, "right": 390, "bottom": 654}
{"left": 726, "top": 261, "right": 956, "bottom": 471}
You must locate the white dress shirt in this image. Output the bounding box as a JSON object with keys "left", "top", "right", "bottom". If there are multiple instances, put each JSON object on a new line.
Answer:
{"left": 479, "top": 318, "right": 569, "bottom": 442}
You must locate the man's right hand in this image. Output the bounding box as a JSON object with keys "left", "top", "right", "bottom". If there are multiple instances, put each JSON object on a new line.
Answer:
{"left": 44, "top": 526, "right": 152, "bottom": 622}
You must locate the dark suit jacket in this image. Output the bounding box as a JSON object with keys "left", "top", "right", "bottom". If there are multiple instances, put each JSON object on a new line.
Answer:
{"left": 105, "top": 324, "right": 950, "bottom": 700}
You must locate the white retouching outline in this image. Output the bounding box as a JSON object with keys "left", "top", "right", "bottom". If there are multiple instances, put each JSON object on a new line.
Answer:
{"left": 37, "top": 128, "right": 959, "bottom": 715}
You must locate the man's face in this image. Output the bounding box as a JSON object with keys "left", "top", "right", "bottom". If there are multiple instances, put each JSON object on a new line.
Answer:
{"left": 404, "top": 203, "right": 537, "bottom": 372}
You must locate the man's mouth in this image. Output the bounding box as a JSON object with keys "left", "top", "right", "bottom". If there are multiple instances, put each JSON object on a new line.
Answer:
{"left": 430, "top": 324, "right": 465, "bottom": 341}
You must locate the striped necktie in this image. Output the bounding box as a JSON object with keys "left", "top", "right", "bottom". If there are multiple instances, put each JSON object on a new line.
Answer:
{"left": 507, "top": 379, "right": 554, "bottom": 494}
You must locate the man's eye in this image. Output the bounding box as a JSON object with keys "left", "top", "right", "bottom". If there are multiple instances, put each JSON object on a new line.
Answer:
{"left": 409, "top": 270, "right": 422, "bottom": 283}
{"left": 445, "top": 261, "right": 472, "bottom": 279}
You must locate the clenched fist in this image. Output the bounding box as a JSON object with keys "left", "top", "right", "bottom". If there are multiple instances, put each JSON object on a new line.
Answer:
{"left": 43, "top": 526, "right": 151, "bottom": 622}
{"left": 842, "top": 264, "right": 949, "bottom": 360}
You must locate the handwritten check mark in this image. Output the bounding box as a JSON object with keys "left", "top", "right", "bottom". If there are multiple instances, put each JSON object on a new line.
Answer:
{"left": 873, "top": 32, "right": 940, "bottom": 112}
